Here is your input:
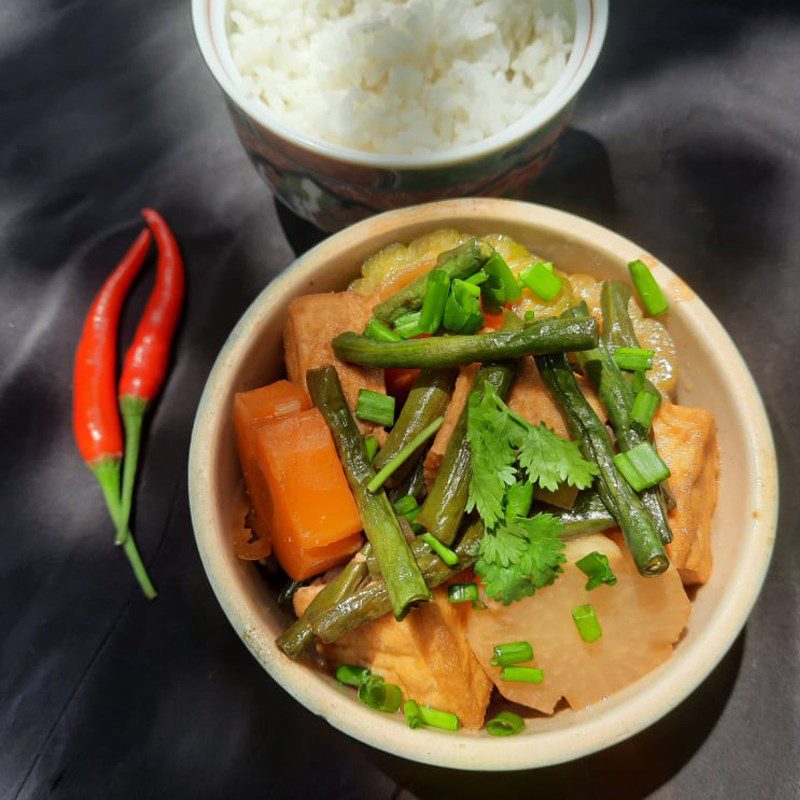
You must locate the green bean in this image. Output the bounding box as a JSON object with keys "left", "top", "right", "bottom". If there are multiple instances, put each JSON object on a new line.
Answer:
{"left": 373, "top": 369, "right": 457, "bottom": 487}
{"left": 535, "top": 353, "right": 668, "bottom": 576}
{"left": 415, "top": 362, "right": 518, "bottom": 545}
{"left": 312, "top": 520, "right": 485, "bottom": 644}
{"left": 388, "top": 460, "right": 427, "bottom": 505}
{"left": 332, "top": 316, "right": 599, "bottom": 370}
{"left": 564, "top": 304, "right": 673, "bottom": 544}
{"left": 307, "top": 366, "right": 431, "bottom": 618}
{"left": 543, "top": 490, "right": 615, "bottom": 537}
{"left": 372, "top": 240, "right": 490, "bottom": 324}
{"left": 276, "top": 560, "right": 368, "bottom": 658}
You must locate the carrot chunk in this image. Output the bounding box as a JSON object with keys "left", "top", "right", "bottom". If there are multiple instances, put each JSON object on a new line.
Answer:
{"left": 255, "top": 408, "right": 363, "bottom": 579}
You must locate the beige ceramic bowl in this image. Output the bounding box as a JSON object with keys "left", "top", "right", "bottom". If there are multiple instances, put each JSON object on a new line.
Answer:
{"left": 188, "top": 198, "right": 777, "bottom": 770}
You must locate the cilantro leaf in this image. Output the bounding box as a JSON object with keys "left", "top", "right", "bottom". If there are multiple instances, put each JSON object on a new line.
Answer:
{"left": 516, "top": 422, "right": 598, "bottom": 492}
{"left": 475, "top": 513, "right": 566, "bottom": 605}
{"left": 466, "top": 383, "right": 519, "bottom": 529}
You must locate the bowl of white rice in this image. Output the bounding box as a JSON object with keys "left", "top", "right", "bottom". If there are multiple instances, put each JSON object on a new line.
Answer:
{"left": 192, "top": 1, "right": 607, "bottom": 230}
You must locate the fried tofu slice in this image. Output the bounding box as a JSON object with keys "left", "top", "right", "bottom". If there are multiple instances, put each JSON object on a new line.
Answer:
{"left": 653, "top": 402, "right": 719, "bottom": 585}
{"left": 284, "top": 291, "right": 386, "bottom": 437}
{"left": 424, "top": 357, "right": 606, "bottom": 486}
{"left": 317, "top": 585, "right": 493, "bottom": 729}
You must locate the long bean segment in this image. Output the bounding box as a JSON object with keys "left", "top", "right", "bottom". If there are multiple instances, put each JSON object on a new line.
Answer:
{"left": 535, "top": 353, "right": 668, "bottom": 576}
{"left": 312, "top": 520, "right": 485, "bottom": 644}
{"left": 564, "top": 304, "right": 673, "bottom": 544}
{"left": 333, "top": 316, "right": 598, "bottom": 370}
{"left": 416, "top": 362, "right": 518, "bottom": 545}
{"left": 372, "top": 240, "right": 490, "bottom": 324}
{"left": 547, "top": 490, "right": 616, "bottom": 537}
{"left": 276, "top": 560, "right": 368, "bottom": 658}
{"left": 307, "top": 366, "right": 431, "bottom": 618}
{"left": 373, "top": 369, "right": 457, "bottom": 487}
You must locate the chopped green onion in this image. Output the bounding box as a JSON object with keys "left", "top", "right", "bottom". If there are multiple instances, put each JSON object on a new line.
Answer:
{"left": 421, "top": 532, "right": 459, "bottom": 566}
{"left": 501, "top": 666, "right": 544, "bottom": 683}
{"left": 572, "top": 604, "right": 603, "bottom": 643}
{"left": 356, "top": 389, "right": 395, "bottom": 427}
{"left": 393, "top": 494, "right": 420, "bottom": 525}
{"left": 366, "top": 416, "right": 444, "bottom": 493}
{"left": 465, "top": 270, "right": 488, "bottom": 286}
{"left": 410, "top": 522, "right": 424, "bottom": 534}
{"left": 520, "top": 261, "right": 563, "bottom": 302}
{"left": 482, "top": 251, "right": 522, "bottom": 307}
{"left": 335, "top": 664, "right": 371, "bottom": 687}
{"left": 575, "top": 551, "right": 617, "bottom": 591}
{"left": 419, "top": 269, "right": 450, "bottom": 334}
{"left": 505, "top": 482, "right": 533, "bottom": 519}
{"left": 629, "top": 259, "right": 669, "bottom": 316}
{"left": 357, "top": 674, "right": 403, "bottom": 712}
{"left": 486, "top": 711, "right": 525, "bottom": 736}
{"left": 443, "top": 279, "right": 483, "bottom": 334}
{"left": 630, "top": 390, "right": 660, "bottom": 434}
{"left": 418, "top": 705, "right": 461, "bottom": 732}
{"left": 393, "top": 311, "right": 424, "bottom": 339}
{"left": 491, "top": 640, "right": 534, "bottom": 666}
{"left": 632, "top": 370, "right": 646, "bottom": 393}
{"left": 613, "top": 347, "right": 655, "bottom": 372}
{"left": 364, "top": 434, "right": 379, "bottom": 462}
{"left": 447, "top": 582, "right": 486, "bottom": 609}
{"left": 613, "top": 441, "right": 671, "bottom": 492}
{"left": 364, "top": 318, "right": 402, "bottom": 342}
{"left": 277, "top": 578, "right": 305, "bottom": 605}
{"left": 523, "top": 310, "right": 535, "bottom": 322}
{"left": 403, "top": 699, "right": 423, "bottom": 729}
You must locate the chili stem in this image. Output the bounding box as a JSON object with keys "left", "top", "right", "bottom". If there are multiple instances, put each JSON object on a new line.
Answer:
{"left": 116, "top": 395, "right": 148, "bottom": 545}
{"left": 93, "top": 458, "right": 157, "bottom": 600}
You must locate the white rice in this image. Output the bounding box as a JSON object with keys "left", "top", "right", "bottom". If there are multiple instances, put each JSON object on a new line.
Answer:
{"left": 227, "top": 0, "right": 574, "bottom": 156}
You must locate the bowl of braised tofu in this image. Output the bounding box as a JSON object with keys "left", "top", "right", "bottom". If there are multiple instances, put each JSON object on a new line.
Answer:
{"left": 188, "top": 198, "right": 777, "bottom": 769}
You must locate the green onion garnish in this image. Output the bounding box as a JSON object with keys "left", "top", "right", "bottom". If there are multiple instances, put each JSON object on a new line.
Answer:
{"left": 486, "top": 711, "right": 525, "bottom": 736}
{"left": 403, "top": 699, "right": 423, "bottom": 729}
{"left": 520, "top": 261, "right": 563, "bottom": 302}
{"left": 629, "top": 259, "right": 669, "bottom": 316}
{"left": 356, "top": 389, "right": 395, "bottom": 428}
{"left": 443, "top": 279, "right": 484, "bottom": 334}
{"left": 419, "top": 268, "right": 450, "bottom": 334}
{"left": 465, "top": 270, "right": 488, "bottom": 286}
{"left": 366, "top": 415, "right": 444, "bottom": 493}
{"left": 505, "top": 481, "right": 533, "bottom": 519}
{"left": 393, "top": 493, "right": 420, "bottom": 523}
{"left": 420, "top": 532, "right": 459, "bottom": 566}
{"left": 523, "top": 310, "right": 535, "bottom": 322}
{"left": 364, "top": 434, "right": 379, "bottom": 462}
{"left": 575, "top": 551, "right": 617, "bottom": 591}
{"left": 335, "top": 664, "right": 371, "bottom": 687}
{"left": 482, "top": 251, "right": 522, "bottom": 307}
{"left": 357, "top": 674, "right": 403, "bottom": 713}
{"left": 501, "top": 666, "right": 544, "bottom": 683}
{"left": 491, "top": 640, "right": 534, "bottom": 666}
{"left": 457, "top": 278, "right": 482, "bottom": 297}
{"left": 630, "top": 389, "right": 660, "bottom": 434}
{"left": 632, "top": 369, "right": 646, "bottom": 393}
{"left": 364, "top": 318, "right": 402, "bottom": 342}
{"left": 572, "top": 604, "right": 603, "bottom": 643}
{"left": 613, "top": 441, "right": 671, "bottom": 491}
{"left": 418, "top": 705, "right": 461, "bottom": 732}
{"left": 447, "top": 582, "right": 486, "bottom": 609}
{"left": 613, "top": 347, "right": 655, "bottom": 372}
{"left": 393, "top": 311, "right": 424, "bottom": 339}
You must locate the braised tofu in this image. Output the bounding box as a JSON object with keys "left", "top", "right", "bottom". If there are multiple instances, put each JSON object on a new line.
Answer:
{"left": 318, "top": 585, "right": 493, "bottom": 729}
{"left": 284, "top": 291, "right": 386, "bottom": 436}
{"left": 424, "top": 357, "right": 605, "bottom": 486}
{"left": 654, "top": 403, "right": 719, "bottom": 585}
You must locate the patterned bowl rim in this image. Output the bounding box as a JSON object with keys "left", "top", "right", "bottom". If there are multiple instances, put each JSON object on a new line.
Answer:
{"left": 191, "top": 0, "right": 608, "bottom": 169}
{"left": 188, "top": 198, "right": 778, "bottom": 771}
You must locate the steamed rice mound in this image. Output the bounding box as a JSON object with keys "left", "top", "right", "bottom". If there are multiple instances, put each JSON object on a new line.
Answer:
{"left": 228, "top": 0, "right": 574, "bottom": 155}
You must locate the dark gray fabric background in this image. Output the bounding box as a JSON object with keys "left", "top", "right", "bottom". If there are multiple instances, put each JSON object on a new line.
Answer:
{"left": 1, "top": 1, "right": 798, "bottom": 798}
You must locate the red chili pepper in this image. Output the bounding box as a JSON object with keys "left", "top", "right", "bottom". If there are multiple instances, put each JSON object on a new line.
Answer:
{"left": 116, "top": 209, "right": 185, "bottom": 547}
{"left": 73, "top": 227, "right": 157, "bottom": 599}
